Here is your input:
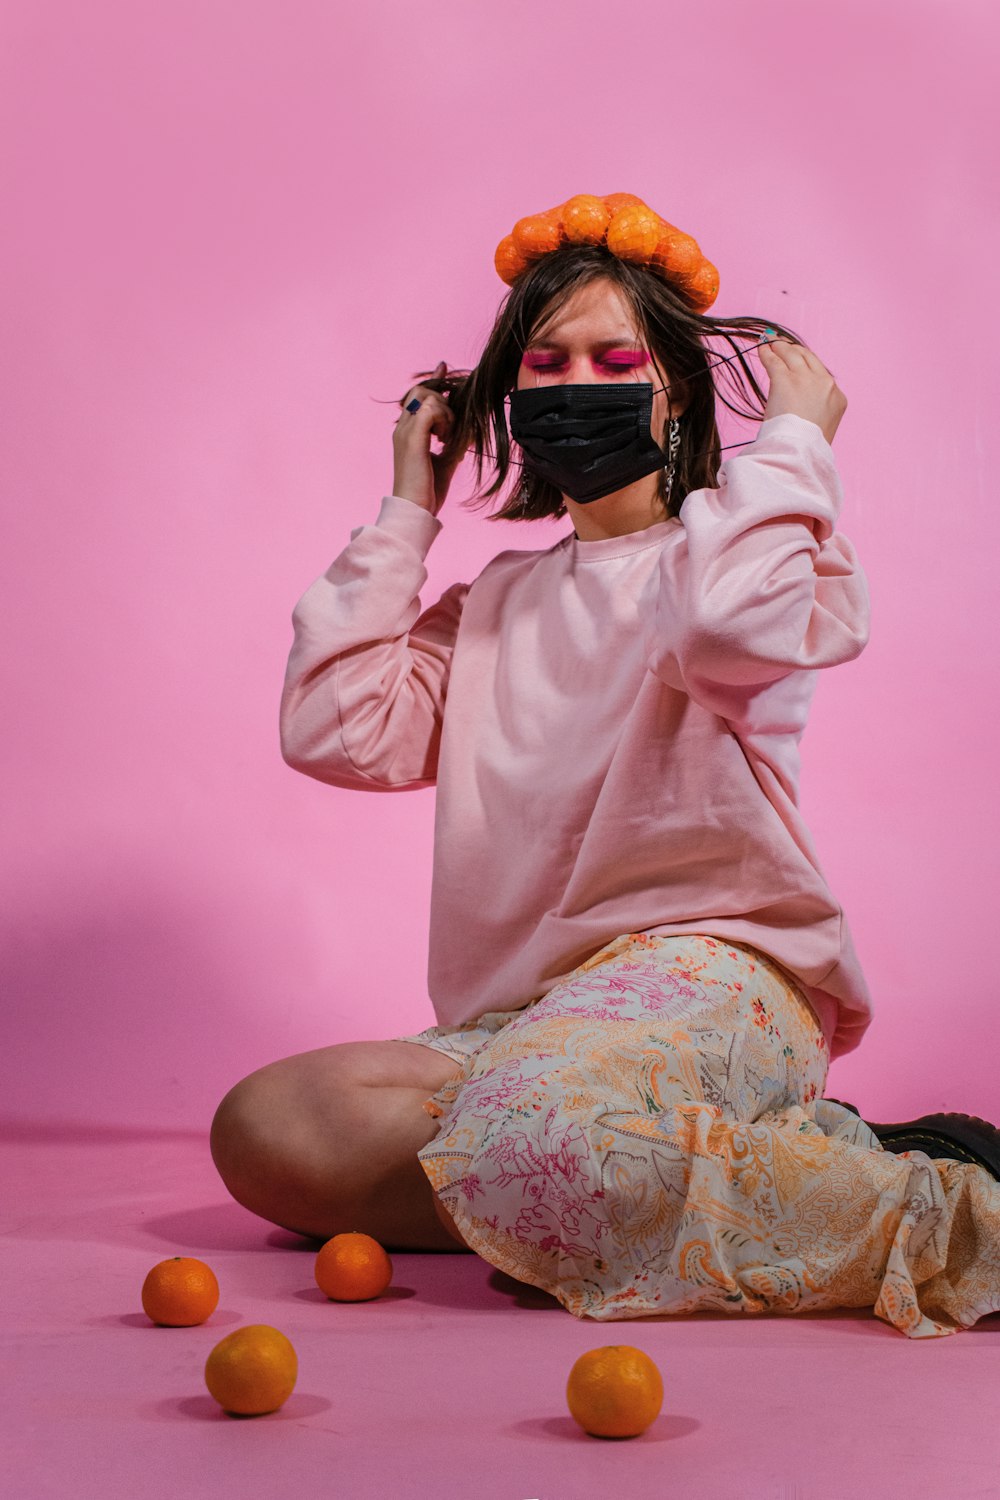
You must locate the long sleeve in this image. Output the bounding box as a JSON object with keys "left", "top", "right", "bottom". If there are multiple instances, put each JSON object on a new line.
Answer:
{"left": 643, "top": 412, "right": 870, "bottom": 731}
{"left": 279, "top": 494, "right": 469, "bottom": 790}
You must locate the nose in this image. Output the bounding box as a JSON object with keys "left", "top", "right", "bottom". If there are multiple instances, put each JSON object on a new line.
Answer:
{"left": 551, "top": 358, "right": 606, "bottom": 384}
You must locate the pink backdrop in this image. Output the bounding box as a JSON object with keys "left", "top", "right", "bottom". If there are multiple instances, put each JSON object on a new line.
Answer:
{"left": 2, "top": 1, "right": 996, "bottom": 1131}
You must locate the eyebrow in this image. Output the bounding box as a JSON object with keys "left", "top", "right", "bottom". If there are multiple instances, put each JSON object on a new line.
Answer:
{"left": 525, "top": 336, "right": 644, "bottom": 351}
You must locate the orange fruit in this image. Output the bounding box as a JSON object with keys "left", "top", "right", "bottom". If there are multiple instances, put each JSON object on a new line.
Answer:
{"left": 566, "top": 1345, "right": 664, "bottom": 1438}
{"left": 561, "top": 194, "right": 611, "bottom": 245}
{"left": 204, "top": 1325, "right": 298, "bottom": 1416}
{"left": 606, "top": 204, "right": 663, "bottom": 264}
{"left": 682, "top": 259, "right": 720, "bottom": 311}
{"left": 141, "top": 1256, "right": 219, "bottom": 1326}
{"left": 511, "top": 212, "right": 564, "bottom": 259}
{"left": 651, "top": 227, "right": 702, "bottom": 280}
{"left": 314, "top": 1231, "right": 393, "bottom": 1302}
{"left": 601, "top": 192, "right": 647, "bottom": 213}
{"left": 495, "top": 233, "right": 529, "bottom": 285}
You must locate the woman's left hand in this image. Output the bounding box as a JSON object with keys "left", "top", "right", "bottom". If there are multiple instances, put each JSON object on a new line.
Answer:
{"left": 759, "top": 338, "right": 847, "bottom": 446}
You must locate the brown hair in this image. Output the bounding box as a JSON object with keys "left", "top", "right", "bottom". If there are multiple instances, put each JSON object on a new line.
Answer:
{"left": 394, "top": 244, "right": 806, "bottom": 524}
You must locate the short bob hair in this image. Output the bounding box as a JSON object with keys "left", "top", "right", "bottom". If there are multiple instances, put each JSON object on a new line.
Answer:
{"left": 398, "top": 243, "right": 806, "bottom": 524}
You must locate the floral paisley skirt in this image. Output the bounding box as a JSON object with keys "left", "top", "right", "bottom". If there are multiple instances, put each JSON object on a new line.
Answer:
{"left": 392, "top": 932, "right": 1000, "bottom": 1339}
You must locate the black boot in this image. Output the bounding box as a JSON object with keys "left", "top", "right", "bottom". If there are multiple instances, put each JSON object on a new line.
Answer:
{"left": 823, "top": 1098, "right": 1000, "bottom": 1183}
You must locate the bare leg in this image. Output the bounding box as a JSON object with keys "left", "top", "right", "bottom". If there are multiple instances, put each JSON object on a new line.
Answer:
{"left": 210, "top": 1040, "right": 470, "bottom": 1251}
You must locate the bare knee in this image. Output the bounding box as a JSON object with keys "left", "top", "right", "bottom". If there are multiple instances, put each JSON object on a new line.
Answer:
{"left": 209, "top": 1049, "right": 398, "bottom": 1217}
{"left": 208, "top": 1044, "right": 465, "bottom": 1248}
{"left": 210, "top": 1066, "right": 310, "bottom": 1228}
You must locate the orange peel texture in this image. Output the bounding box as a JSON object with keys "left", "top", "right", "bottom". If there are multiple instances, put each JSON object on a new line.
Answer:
{"left": 684, "top": 260, "right": 720, "bottom": 311}
{"left": 511, "top": 212, "right": 564, "bottom": 259}
{"left": 650, "top": 228, "right": 702, "bottom": 280}
{"left": 605, "top": 203, "right": 664, "bottom": 263}
{"left": 561, "top": 194, "right": 611, "bottom": 245}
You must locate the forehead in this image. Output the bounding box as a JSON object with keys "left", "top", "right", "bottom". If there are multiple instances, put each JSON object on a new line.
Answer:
{"left": 529, "top": 279, "right": 641, "bottom": 345}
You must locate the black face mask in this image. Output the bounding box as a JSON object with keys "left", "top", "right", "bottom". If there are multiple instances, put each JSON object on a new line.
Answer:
{"left": 507, "top": 381, "right": 672, "bottom": 505}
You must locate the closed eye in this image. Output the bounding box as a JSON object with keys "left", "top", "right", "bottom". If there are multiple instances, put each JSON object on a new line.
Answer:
{"left": 525, "top": 356, "right": 647, "bottom": 372}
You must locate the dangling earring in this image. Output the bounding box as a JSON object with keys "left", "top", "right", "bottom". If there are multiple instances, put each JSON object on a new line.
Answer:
{"left": 663, "top": 416, "right": 682, "bottom": 502}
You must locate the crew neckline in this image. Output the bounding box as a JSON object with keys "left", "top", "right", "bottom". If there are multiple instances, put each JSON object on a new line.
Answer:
{"left": 568, "top": 515, "right": 680, "bottom": 561}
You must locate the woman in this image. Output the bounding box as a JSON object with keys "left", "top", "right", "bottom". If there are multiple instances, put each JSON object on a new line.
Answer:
{"left": 211, "top": 193, "right": 1000, "bottom": 1338}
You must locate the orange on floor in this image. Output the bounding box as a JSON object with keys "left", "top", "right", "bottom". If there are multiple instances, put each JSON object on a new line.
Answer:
{"left": 140, "top": 1256, "right": 219, "bottom": 1327}
{"left": 566, "top": 1345, "right": 664, "bottom": 1439}
{"left": 314, "top": 1231, "right": 393, "bottom": 1302}
{"left": 204, "top": 1325, "right": 298, "bottom": 1416}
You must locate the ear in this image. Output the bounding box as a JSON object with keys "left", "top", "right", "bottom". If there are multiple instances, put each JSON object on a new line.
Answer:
{"left": 654, "top": 358, "right": 688, "bottom": 420}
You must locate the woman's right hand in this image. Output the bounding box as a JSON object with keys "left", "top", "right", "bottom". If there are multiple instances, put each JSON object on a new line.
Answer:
{"left": 392, "top": 361, "right": 464, "bottom": 516}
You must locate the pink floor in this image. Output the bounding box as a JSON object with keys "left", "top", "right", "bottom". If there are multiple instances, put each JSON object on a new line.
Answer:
{"left": 5, "top": 1121, "right": 1000, "bottom": 1500}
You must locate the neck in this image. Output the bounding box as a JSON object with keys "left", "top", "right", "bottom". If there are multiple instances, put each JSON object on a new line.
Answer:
{"left": 567, "top": 475, "right": 668, "bottom": 541}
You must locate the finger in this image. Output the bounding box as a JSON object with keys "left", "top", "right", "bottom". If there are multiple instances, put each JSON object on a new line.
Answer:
{"left": 762, "top": 340, "right": 802, "bottom": 367}
{"left": 399, "top": 364, "right": 448, "bottom": 408}
{"left": 804, "top": 349, "right": 835, "bottom": 379}
{"left": 400, "top": 388, "right": 452, "bottom": 417}
{"left": 415, "top": 399, "right": 457, "bottom": 442}
{"left": 786, "top": 347, "right": 833, "bottom": 383}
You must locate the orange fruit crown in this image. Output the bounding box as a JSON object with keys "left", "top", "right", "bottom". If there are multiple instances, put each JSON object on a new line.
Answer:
{"left": 494, "top": 192, "right": 718, "bottom": 312}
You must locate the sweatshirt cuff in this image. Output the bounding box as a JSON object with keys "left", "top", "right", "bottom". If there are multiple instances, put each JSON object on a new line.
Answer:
{"left": 375, "top": 493, "right": 444, "bottom": 557}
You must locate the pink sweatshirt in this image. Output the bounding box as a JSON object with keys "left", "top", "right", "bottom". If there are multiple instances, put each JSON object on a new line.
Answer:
{"left": 280, "top": 412, "right": 873, "bottom": 1060}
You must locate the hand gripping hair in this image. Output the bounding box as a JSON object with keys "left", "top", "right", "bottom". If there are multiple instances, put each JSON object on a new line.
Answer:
{"left": 494, "top": 192, "right": 719, "bottom": 313}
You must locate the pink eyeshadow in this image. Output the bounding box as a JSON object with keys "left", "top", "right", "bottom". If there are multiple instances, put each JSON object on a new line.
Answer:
{"left": 523, "top": 351, "right": 649, "bottom": 368}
